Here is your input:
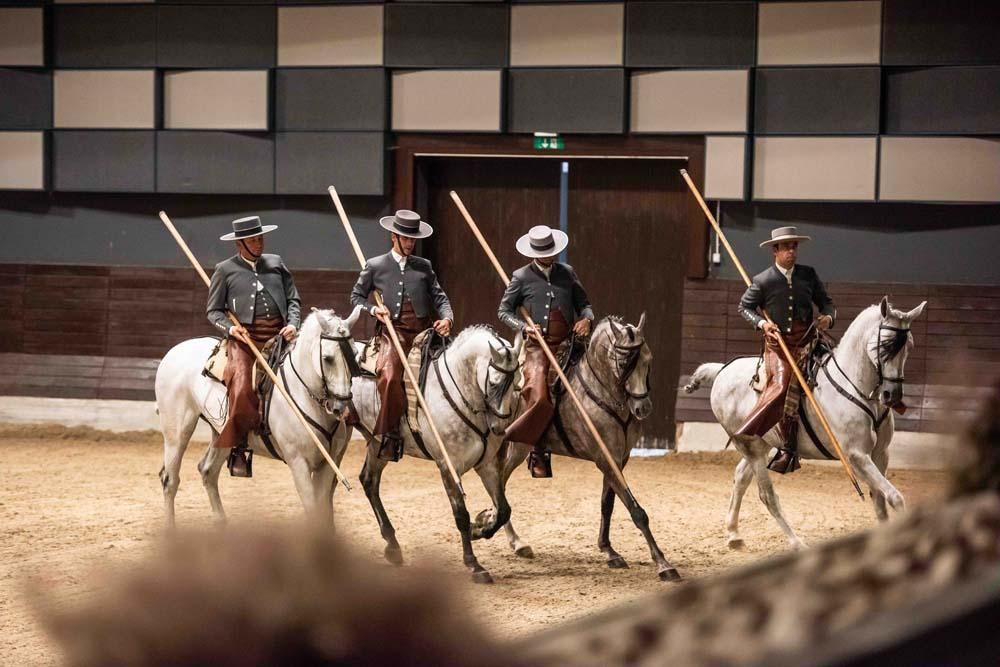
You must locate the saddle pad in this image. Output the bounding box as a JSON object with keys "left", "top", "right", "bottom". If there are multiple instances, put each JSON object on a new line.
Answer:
{"left": 203, "top": 338, "right": 227, "bottom": 385}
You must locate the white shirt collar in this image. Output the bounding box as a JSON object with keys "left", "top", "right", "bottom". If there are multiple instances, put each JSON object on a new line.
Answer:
{"left": 775, "top": 263, "right": 794, "bottom": 282}
{"left": 390, "top": 249, "right": 407, "bottom": 270}
{"left": 239, "top": 254, "right": 257, "bottom": 270}
{"left": 533, "top": 260, "right": 552, "bottom": 278}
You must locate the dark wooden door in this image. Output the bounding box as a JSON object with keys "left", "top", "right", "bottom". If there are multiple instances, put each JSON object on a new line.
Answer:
{"left": 421, "top": 156, "right": 686, "bottom": 445}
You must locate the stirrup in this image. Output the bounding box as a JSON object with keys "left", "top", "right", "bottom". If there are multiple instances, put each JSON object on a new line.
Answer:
{"left": 227, "top": 445, "right": 253, "bottom": 478}
{"left": 528, "top": 450, "right": 552, "bottom": 478}
{"left": 378, "top": 434, "right": 403, "bottom": 462}
{"left": 767, "top": 448, "right": 800, "bottom": 475}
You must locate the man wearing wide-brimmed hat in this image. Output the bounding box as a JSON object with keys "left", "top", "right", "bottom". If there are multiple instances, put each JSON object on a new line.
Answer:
{"left": 498, "top": 225, "right": 594, "bottom": 478}
{"left": 350, "top": 209, "right": 453, "bottom": 462}
{"left": 207, "top": 215, "right": 301, "bottom": 477}
{"left": 736, "top": 226, "right": 836, "bottom": 474}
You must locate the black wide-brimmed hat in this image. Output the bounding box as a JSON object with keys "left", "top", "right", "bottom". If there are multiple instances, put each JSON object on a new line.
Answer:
{"left": 759, "top": 225, "right": 810, "bottom": 248}
{"left": 516, "top": 225, "right": 568, "bottom": 259}
{"left": 379, "top": 210, "right": 433, "bottom": 239}
{"left": 219, "top": 215, "right": 277, "bottom": 241}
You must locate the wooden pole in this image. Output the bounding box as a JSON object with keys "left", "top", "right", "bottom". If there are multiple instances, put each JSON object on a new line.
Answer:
{"left": 678, "top": 169, "right": 864, "bottom": 498}
{"left": 158, "top": 210, "right": 353, "bottom": 491}
{"left": 448, "top": 190, "right": 632, "bottom": 494}
{"left": 326, "top": 187, "right": 465, "bottom": 496}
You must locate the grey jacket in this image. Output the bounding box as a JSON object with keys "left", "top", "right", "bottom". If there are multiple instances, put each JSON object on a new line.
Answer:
{"left": 206, "top": 254, "right": 301, "bottom": 335}
{"left": 738, "top": 264, "right": 835, "bottom": 334}
{"left": 498, "top": 262, "right": 594, "bottom": 336}
{"left": 350, "top": 252, "right": 454, "bottom": 321}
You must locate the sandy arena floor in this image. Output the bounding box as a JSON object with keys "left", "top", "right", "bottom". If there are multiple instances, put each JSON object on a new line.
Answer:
{"left": 1, "top": 425, "right": 948, "bottom": 665}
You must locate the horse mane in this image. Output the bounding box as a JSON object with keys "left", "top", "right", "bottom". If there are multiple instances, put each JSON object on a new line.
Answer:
{"left": 451, "top": 324, "right": 506, "bottom": 348}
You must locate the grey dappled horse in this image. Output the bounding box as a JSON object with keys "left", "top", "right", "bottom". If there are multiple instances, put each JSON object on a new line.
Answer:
{"left": 685, "top": 297, "right": 926, "bottom": 549}
{"left": 340, "top": 325, "right": 523, "bottom": 583}
{"left": 155, "top": 308, "right": 360, "bottom": 527}
{"left": 498, "top": 315, "right": 682, "bottom": 582}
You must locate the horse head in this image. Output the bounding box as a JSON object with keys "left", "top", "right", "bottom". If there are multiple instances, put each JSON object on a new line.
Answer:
{"left": 600, "top": 312, "right": 653, "bottom": 420}
{"left": 485, "top": 331, "right": 523, "bottom": 435}
{"left": 867, "top": 297, "right": 926, "bottom": 408}
{"left": 300, "top": 306, "right": 363, "bottom": 418}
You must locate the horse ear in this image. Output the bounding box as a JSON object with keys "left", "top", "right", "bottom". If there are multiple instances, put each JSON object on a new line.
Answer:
{"left": 637, "top": 311, "right": 646, "bottom": 333}
{"left": 609, "top": 318, "right": 626, "bottom": 342}
{"left": 310, "top": 306, "right": 320, "bottom": 313}
{"left": 879, "top": 296, "right": 889, "bottom": 319}
{"left": 905, "top": 300, "right": 927, "bottom": 321}
{"left": 344, "top": 304, "right": 362, "bottom": 332}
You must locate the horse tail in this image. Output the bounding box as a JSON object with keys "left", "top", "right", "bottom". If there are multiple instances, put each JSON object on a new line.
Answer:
{"left": 683, "top": 363, "right": 725, "bottom": 393}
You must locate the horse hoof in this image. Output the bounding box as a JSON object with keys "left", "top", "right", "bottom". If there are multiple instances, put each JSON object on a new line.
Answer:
{"left": 471, "top": 570, "right": 494, "bottom": 585}
{"left": 515, "top": 546, "right": 535, "bottom": 559}
{"left": 607, "top": 556, "right": 629, "bottom": 570}
{"left": 384, "top": 546, "right": 404, "bottom": 566}
{"left": 658, "top": 568, "right": 682, "bottom": 582}
{"left": 727, "top": 538, "right": 745, "bottom": 551}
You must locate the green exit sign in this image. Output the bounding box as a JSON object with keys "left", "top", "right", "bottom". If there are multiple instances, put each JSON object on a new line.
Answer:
{"left": 533, "top": 136, "right": 564, "bottom": 150}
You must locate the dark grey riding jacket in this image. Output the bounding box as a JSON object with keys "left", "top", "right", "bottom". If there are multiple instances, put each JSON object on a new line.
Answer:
{"left": 351, "top": 252, "right": 454, "bottom": 321}
{"left": 738, "top": 264, "right": 835, "bottom": 334}
{"left": 206, "top": 254, "right": 301, "bottom": 335}
{"left": 498, "top": 262, "right": 594, "bottom": 336}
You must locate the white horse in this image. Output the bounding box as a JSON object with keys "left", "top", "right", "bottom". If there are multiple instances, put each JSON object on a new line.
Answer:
{"left": 339, "top": 325, "right": 523, "bottom": 583}
{"left": 684, "top": 297, "right": 926, "bottom": 549}
{"left": 155, "top": 307, "right": 361, "bottom": 527}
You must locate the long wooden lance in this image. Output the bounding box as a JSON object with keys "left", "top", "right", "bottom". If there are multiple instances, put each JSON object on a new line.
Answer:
{"left": 678, "top": 169, "right": 863, "bottom": 498}
{"left": 326, "top": 187, "right": 465, "bottom": 496}
{"left": 158, "top": 210, "right": 352, "bottom": 491}
{"left": 448, "top": 190, "right": 632, "bottom": 494}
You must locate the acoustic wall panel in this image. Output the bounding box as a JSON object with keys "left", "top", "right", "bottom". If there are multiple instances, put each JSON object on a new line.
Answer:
{"left": 509, "top": 68, "right": 625, "bottom": 134}
{"left": 275, "top": 69, "right": 385, "bottom": 131}
{"left": 631, "top": 70, "right": 748, "bottom": 134}
{"left": 164, "top": 71, "right": 269, "bottom": 131}
{"left": 277, "top": 6, "right": 383, "bottom": 66}
{"left": 704, "top": 136, "right": 747, "bottom": 201}
{"left": 157, "top": 6, "right": 275, "bottom": 68}
{"left": 0, "top": 9, "right": 43, "bottom": 66}
{"left": 0, "top": 69, "right": 50, "bottom": 130}
{"left": 53, "top": 131, "right": 155, "bottom": 192}
{"left": 53, "top": 70, "right": 155, "bottom": 129}
{"left": 392, "top": 70, "right": 502, "bottom": 132}
{"left": 757, "top": 1, "right": 880, "bottom": 65}
{"left": 885, "top": 67, "right": 1000, "bottom": 135}
{"left": 510, "top": 4, "right": 623, "bottom": 66}
{"left": 0, "top": 132, "right": 44, "bottom": 190}
{"left": 276, "top": 132, "right": 383, "bottom": 195}
{"left": 156, "top": 131, "right": 274, "bottom": 194}
{"left": 754, "top": 67, "right": 880, "bottom": 135}
{"left": 753, "top": 137, "right": 877, "bottom": 201}
{"left": 879, "top": 137, "right": 1000, "bottom": 203}
{"left": 626, "top": 2, "right": 755, "bottom": 68}
{"left": 53, "top": 6, "right": 157, "bottom": 67}
{"left": 56, "top": 0, "right": 154, "bottom": 3}
{"left": 883, "top": 1, "right": 1000, "bottom": 66}
{"left": 385, "top": 4, "right": 507, "bottom": 68}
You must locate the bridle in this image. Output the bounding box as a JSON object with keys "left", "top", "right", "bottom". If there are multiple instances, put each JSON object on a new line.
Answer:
{"left": 870, "top": 321, "right": 909, "bottom": 398}
{"left": 584, "top": 328, "right": 650, "bottom": 406}
{"left": 434, "top": 338, "right": 520, "bottom": 441}
{"left": 287, "top": 331, "right": 356, "bottom": 407}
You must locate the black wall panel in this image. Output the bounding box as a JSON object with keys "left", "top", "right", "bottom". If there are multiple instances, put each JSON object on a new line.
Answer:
{"left": 508, "top": 68, "right": 625, "bottom": 134}
{"left": 53, "top": 131, "right": 155, "bottom": 192}
{"left": 627, "top": 2, "right": 755, "bottom": 68}
{"left": 885, "top": 67, "right": 1000, "bottom": 135}
{"left": 275, "top": 69, "right": 385, "bottom": 131}
{"left": 53, "top": 6, "right": 157, "bottom": 68}
{"left": 754, "top": 67, "right": 880, "bottom": 135}
{"left": 0, "top": 69, "right": 50, "bottom": 130}
{"left": 384, "top": 4, "right": 508, "bottom": 68}
{"left": 276, "top": 132, "right": 384, "bottom": 195}
{"left": 883, "top": 0, "right": 1000, "bottom": 66}
{"left": 157, "top": 6, "right": 276, "bottom": 68}
{"left": 156, "top": 131, "right": 274, "bottom": 194}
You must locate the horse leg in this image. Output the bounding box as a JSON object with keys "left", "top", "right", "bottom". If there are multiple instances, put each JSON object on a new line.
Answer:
{"left": 159, "top": 408, "right": 199, "bottom": 529}
{"left": 497, "top": 441, "right": 534, "bottom": 558}
{"left": 849, "top": 449, "right": 905, "bottom": 513}
{"left": 749, "top": 451, "right": 807, "bottom": 550}
{"left": 359, "top": 441, "right": 404, "bottom": 565}
{"left": 471, "top": 456, "right": 511, "bottom": 542}
{"left": 310, "top": 464, "right": 336, "bottom": 527}
{"left": 725, "top": 456, "right": 755, "bottom": 549}
{"left": 869, "top": 427, "right": 892, "bottom": 521}
{"left": 439, "top": 465, "right": 493, "bottom": 584}
{"left": 287, "top": 455, "right": 321, "bottom": 518}
{"left": 598, "top": 460, "right": 680, "bottom": 582}
{"left": 598, "top": 476, "right": 627, "bottom": 569}
{"left": 196, "top": 430, "right": 227, "bottom": 524}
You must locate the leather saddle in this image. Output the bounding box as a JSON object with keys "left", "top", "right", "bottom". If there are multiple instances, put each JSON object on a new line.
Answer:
{"left": 404, "top": 329, "right": 450, "bottom": 433}
{"left": 550, "top": 334, "right": 588, "bottom": 398}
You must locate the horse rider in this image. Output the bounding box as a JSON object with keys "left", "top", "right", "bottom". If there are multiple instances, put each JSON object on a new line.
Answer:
{"left": 350, "top": 209, "right": 453, "bottom": 462}
{"left": 498, "top": 225, "right": 595, "bottom": 479}
{"left": 736, "top": 226, "right": 836, "bottom": 474}
{"left": 207, "top": 216, "right": 301, "bottom": 477}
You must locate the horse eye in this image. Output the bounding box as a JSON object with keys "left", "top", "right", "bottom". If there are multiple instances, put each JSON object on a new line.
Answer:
{"left": 323, "top": 355, "right": 335, "bottom": 364}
